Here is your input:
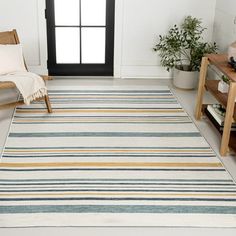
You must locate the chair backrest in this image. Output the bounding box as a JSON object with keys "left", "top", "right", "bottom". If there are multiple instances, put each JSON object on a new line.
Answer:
{"left": 0, "top": 29, "right": 20, "bottom": 45}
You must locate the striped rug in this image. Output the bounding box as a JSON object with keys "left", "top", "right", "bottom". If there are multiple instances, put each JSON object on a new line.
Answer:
{"left": 0, "top": 86, "right": 236, "bottom": 227}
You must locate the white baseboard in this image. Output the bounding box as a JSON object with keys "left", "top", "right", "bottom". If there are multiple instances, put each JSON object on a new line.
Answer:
{"left": 119, "top": 65, "right": 171, "bottom": 79}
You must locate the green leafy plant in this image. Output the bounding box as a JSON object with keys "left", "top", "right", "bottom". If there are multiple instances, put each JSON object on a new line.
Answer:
{"left": 153, "top": 16, "right": 218, "bottom": 72}
{"left": 222, "top": 75, "right": 229, "bottom": 84}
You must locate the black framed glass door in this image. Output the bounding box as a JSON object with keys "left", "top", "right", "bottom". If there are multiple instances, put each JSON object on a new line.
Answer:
{"left": 46, "top": 0, "right": 115, "bottom": 76}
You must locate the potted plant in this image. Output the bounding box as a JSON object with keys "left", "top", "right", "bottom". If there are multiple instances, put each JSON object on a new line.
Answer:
{"left": 218, "top": 75, "right": 229, "bottom": 93}
{"left": 153, "top": 16, "right": 218, "bottom": 89}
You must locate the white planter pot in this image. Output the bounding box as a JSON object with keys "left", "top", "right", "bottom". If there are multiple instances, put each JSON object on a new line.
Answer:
{"left": 228, "top": 41, "right": 236, "bottom": 61}
{"left": 173, "top": 67, "right": 199, "bottom": 90}
{"left": 218, "top": 80, "right": 229, "bottom": 93}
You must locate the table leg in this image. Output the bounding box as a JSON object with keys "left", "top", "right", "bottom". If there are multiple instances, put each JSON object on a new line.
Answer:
{"left": 220, "top": 82, "right": 236, "bottom": 156}
{"left": 195, "top": 57, "right": 209, "bottom": 120}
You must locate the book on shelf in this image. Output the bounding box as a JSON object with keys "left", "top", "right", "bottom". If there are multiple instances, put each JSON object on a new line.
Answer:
{"left": 205, "top": 104, "right": 236, "bottom": 132}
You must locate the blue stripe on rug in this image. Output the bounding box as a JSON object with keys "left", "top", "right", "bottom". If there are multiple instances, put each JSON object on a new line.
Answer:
{"left": 1, "top": 205, "right": 236, "bottom": 214}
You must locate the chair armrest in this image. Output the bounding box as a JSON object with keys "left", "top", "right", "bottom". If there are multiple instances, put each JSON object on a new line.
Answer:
{"left": 0, "top": 81, "right": 16, "bottom": 89}
{"left": 40, "top": 75, "right": 53, "bottom": 81}
{"left": 0, "top": 75, "right": 53, "bottom": 90}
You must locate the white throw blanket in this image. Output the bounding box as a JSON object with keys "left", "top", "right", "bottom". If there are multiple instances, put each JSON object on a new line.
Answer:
{"left": 0, "top": 71, "right": 47, "bottom": 105}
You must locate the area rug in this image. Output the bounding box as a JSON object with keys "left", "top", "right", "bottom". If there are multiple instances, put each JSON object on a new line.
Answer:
{"left": 0, "top": 86, "right": 236, "bottom": 228}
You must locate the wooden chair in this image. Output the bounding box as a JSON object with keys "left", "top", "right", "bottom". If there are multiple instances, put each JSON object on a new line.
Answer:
{"left": 0, "top": 29, "right": 52, "bottom": 113}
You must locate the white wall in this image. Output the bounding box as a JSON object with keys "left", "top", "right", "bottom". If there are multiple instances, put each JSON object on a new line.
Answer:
{"left": 0, "top": 0, "right": 216, "bottom": 78}
{"left": 0, "top": 0, "right": 48, "bottom": 74}
{"left": 213, "top": 0, "right": 236, "bottom": 52}
{"left": 117, "top": 0, "right": 216, "bottom": 78}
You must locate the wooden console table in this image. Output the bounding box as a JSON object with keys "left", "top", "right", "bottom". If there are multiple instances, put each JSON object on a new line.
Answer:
{"left": 195, "top": 54, "right": 236, "bottom": 156}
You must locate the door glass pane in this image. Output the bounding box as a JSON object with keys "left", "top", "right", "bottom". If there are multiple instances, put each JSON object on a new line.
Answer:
{"left": 56, "top": 27, "right": 80, "bottom": 63}
{"left": 82, "top": 28, "right": 106, "bottom": 64}
{"left": 55, "top": 0, "right": 80, "bottom": 25}
{"left": 81, "top": 0, "right": 106, "bottom": 26}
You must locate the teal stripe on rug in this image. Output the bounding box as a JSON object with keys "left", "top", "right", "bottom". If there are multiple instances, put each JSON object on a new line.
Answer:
{"left": 1, "top": 205, "right": 236, "bottom": 214}
{"left": 9, "top": 132, "right": 201, "bottom": 138}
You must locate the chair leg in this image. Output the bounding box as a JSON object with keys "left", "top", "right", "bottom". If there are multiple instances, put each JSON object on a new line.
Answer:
{"left": 44, "top": 95, "right": 52, "bottom": 113}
